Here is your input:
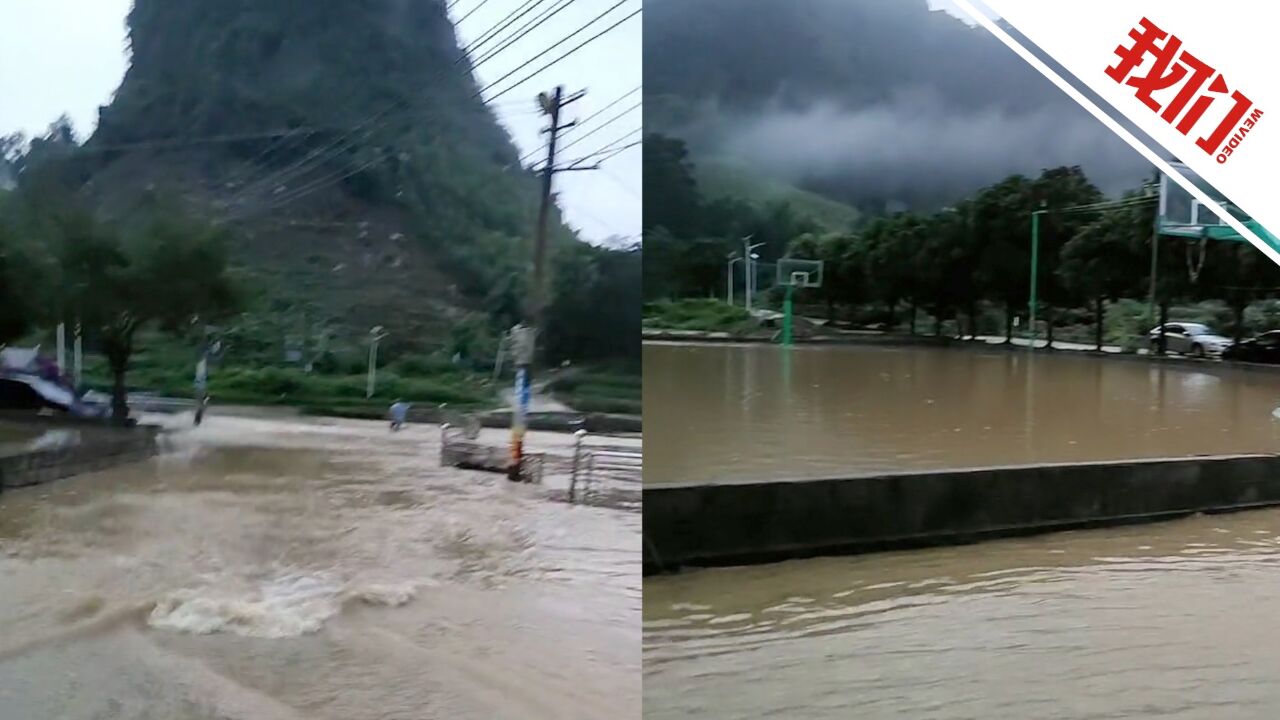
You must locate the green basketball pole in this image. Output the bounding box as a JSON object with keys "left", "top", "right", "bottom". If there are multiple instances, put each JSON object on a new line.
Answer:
{"left": 782, "top": 284, "right": 794, "bottom": 348}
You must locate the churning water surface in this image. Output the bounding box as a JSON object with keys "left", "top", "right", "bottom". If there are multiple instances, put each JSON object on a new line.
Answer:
{"left": 0, "top": 414, "right": 639, "bottom": 719}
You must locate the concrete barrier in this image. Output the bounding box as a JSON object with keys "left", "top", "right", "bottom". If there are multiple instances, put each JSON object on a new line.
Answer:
{"left": 643, "top": 454, "right": 1280, "bottom": 574}
{"left": 0, "top": 424, "right": 161, "bottom": 490}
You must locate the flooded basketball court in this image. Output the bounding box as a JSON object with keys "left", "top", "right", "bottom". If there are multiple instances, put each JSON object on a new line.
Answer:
{"left": 0, "top": 414, "right": 639, "bottom": 719}
{"left": 645, "top": 507, "right": 1280, "bottom": 719}
{"left": 644, "top": 342, "right": 1280, "bottom": 484}
{"left": 643, "top": 340, "right": 1280, "bottom": 718}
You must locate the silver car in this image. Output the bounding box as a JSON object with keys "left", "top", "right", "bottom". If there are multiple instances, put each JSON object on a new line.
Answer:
{"left": 1147, "top": 322, "right": 1233, "bottom": 357}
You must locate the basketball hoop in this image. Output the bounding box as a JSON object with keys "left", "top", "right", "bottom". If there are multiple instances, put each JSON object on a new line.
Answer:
{"left": 776, "top": 259, "right": 824, "bottom": 347}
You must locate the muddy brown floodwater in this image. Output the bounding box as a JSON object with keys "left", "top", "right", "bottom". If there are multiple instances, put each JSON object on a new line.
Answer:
{"left": 643, "top": 342, "right": 1280, "bottom": 484}
{"left": 0, "top": 414, "right": 639, "bottom": 719}
{"left": 645, "top": 508, "right": 1280, "bottom": 719}
{"left": 643, "top": 341, "right": 1280, "bottom": 718}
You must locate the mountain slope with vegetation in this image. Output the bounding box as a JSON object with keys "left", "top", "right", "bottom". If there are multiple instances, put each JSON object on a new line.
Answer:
{"left": 0, "top": 0, "right": 637, "bottom": 418}
{"left": 6, "top": 0, "right": 635, "bottom": 370}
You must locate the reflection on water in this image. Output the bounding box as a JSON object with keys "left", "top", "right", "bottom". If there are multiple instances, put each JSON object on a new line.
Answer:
{"left": 644, "top": 342, "right": 1280, "bottom": 483}
{"left": 0, "top": 415, "right": 638, "bottom": 719}
{"left": 644, "top": 509, "right": 1280, "bottom": 719}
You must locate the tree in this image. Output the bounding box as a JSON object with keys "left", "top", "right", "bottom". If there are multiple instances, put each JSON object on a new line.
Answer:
{"left": 1031, "top": 166, "right": 1103, "bottom": 346}
{"left": 54, "top": 210, "right": 241, "bottom": 421}
{"left": 1201, "top": 239, "right": 1280, "bottom": 343}
{"left": 0, "top": 240, "right": 41, "bottom": 344}
{"left": 642, "top": 134, "right": 703, "bottom": 239}
{"left": 973, "top": 175, "right": 1035, "bottom": 341}
{"left": 1058, "top": 196, "right": 1148, "bottom": 350}
{"left": 544, "top": 242, "right": 641, "bottom": 363}
{"left": 863, "top": 214, "right": 926, "bottom": 331}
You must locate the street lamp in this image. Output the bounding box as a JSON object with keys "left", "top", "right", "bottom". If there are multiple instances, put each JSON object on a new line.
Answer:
{"left": 742, "top": 236, "right": 764, "bottom": 314}
{"left": 366, "top": 326, "right": 388, "bottom": 399}
{"left": 726, "top": 253, "right": 741, "bottom": 305}
{"left": 1028, "top": 204, "right": 1048, "bottom": 349}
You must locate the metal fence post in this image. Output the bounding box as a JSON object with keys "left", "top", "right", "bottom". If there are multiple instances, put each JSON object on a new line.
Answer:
{"left": 569, "top": 429, "right": 587, "bottom": 502}
{"left": 440, "top": 423, "right": 450, "bottom": 465}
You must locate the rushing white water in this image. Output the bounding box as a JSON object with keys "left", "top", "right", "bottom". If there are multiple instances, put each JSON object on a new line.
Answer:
{"left": 147, "top": 573, "right": 419, "bottom": 638}
{"left": 0, "top": 414, "right": 639, "bottom": 719}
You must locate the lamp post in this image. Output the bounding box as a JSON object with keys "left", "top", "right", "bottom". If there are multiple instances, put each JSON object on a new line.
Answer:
{"left": 742, "top": 236, "right": 764, "bottom": 314}
{"left": 727, "top": 254, "right": 741, "bottom": 306}
{"left": 1029, "top": 205, "right": 1048, "bottom": 349}
{"left": 366, "top": 326, "right": 387, "bottom": 399}
{"left": 56, "top": 323, "right": 66, "bottom": 375}
{"left": 73, "top": 321, "right": 82, "bottom": 389}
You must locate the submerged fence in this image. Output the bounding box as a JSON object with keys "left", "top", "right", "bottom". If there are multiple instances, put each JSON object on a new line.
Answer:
{"left": 438, "top": 418, "right": 640, "bottom": 509}
{"left": 568, "top": 431, "right": 642, "bottom": 511}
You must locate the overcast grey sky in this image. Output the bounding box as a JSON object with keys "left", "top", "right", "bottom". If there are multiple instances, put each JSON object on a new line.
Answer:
{"left": 452, "top": 0, "right": 642, "bottom": 246}
{"left": 0, "top": 0, "right": 641, "bottom": 245}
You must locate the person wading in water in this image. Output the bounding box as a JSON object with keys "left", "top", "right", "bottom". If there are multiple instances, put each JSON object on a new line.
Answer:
{"left": 389, "top": 399, "right": 410, "bottom": 431}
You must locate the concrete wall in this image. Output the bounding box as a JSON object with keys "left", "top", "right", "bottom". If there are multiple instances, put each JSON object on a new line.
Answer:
{"left": 0, "top": 425, "right": 160, "bottom": 490}
{"left": 644, "top": 454, "right": 1280, "bottom": 574}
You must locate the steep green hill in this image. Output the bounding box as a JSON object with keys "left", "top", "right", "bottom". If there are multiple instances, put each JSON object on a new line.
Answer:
{"left": 696, "top": 159, "right": 860, "bottom": 232}
{"left": 62, "top": 0, "right": 576, "bottom": 356}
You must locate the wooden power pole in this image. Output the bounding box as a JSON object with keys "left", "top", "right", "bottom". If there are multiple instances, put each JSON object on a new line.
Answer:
{"left": 509, "top": 85, "right": 584, "bottom": 482}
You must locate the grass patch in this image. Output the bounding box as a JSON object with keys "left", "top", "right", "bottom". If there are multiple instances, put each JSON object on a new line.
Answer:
{"left": 644, "top": 298, "right": 756, "bottom": 333}
{"left": 549, "top": 361, "right": 641, "bottom": 416}
{"left": 78, "top": 356, "right": 496, "bottom": 412}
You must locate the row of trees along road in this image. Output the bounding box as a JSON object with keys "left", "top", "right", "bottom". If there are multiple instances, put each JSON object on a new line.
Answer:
{"left": 643, "top": 133, "right": 1280, "bottom": 349}
{"left": 0, "top": 189, "right": 240, "bottom": 421}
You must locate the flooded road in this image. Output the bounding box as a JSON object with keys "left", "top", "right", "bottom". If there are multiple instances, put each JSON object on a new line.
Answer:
{"left": 644, "top": 508, "right": 1280, "bottom": 719}
{"left": 644, "top": 342, "right": 1280, "bottom": 483}
{"left": 0, "top": 414, "right": 638, "bottom": 719}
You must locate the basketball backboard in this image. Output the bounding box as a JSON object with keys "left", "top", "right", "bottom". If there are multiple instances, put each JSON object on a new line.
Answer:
{"left": 1158, "top": 162, "right": 1278, "bottom": 248}
{"left": 776, "top": 258, "right": 824, "bottom": 289}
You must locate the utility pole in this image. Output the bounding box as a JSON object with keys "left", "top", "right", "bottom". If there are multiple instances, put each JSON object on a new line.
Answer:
{"left": 509, "top": 85, "right": 584, "bottom": 482}
{"left": 1028, "top": 204, "right": 1047, "bottom": 349}
{"left": 1147, "top": 169, "right": 1162, "bottom": 336}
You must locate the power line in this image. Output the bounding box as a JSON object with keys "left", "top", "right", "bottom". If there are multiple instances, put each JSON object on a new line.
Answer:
{"left": 519, "top": 84, "right": 639, "bottom": 164}
{"left": 272, "top": 0, "right": 637, "bottom": 198}
{"left": 220, "top": 2, "right": 556, "bottom": 210}
{"left": 227, "top": 0, "right": 625, "bottom": 210}
{"left": 470, "top": 0, "right": 579, "bottom": 69}
{"left": 480, "top": 3, "right": 640, "bottom": 102}
{"left": 224, "top": 0, "right": 637, "bottom": 222}
{"left": 556, "top": 99, "right": 641, "bottom": 155}
{"left": 223, "top": 153, "right": 387, "bottom": 224}
{"left": 571, "top": 85, "right": 640, "bottom": 132}
{"left": 217, "top": 128, "right": 321, "bottom": 192}
{"left": 558, "top": 129, "right": 641, "bottom": 169}
{"left": 570, "top": 137, "right": 640, "bottom": 166}
{"left": 459, "top": 0, "right": 551, "bottom": 62}
{"left": 75, "top": 128, "right": 306, "bottom": 155}
{"left": 78, "top": 2, "right": 640, "bottom": 224}
{"left": 599, "top": 166, "right": 640, "bottom": 202}
{"left": 454, "top": 0, "right": 495, "bottom": 25}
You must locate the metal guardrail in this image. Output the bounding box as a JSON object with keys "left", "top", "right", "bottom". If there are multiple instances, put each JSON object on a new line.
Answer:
{"left": 439, "top": 421, "right": 545, "bottom": 484}
{"left": 437, "top": 416, "right": 638, "bottom": 500}
{"left": 569, "top": 431, "right": 641, "bottom": 508}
